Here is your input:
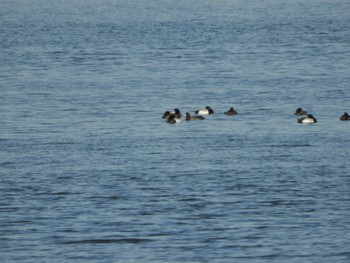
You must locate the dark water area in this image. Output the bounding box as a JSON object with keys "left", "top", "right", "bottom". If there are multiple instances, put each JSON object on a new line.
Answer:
{"left": 1, "top": 0, "right": 350, "bottom": 262}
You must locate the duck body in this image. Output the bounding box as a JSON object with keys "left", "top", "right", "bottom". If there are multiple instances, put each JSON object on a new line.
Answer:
{"left": 294, "top": 107, "right": 308, "bottom": 116}
{"left": 340, "top": 112, "right": 350, "bottom": 121}
{"left": 195, "top": 106, "right": 214, "bottom": 115}
{"left": 224, "top": 107, "right": 238, "bottom": 115}
{"left": 167, "top": 114, "right": 181, "bottom": 124}
{"left": 185, "top": 112, "right": 205, "bottom": 121}
{"left": 298, "top": 114, "right": 317, "bottom": 124}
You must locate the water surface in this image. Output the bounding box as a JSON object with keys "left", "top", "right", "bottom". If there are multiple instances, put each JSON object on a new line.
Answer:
{"left": 1, "top": 0, "right": 350, "bottom": 262}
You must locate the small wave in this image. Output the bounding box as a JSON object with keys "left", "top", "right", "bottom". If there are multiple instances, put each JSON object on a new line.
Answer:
{"left": 268, "top": 143, "right": 312, "bottom": 148}
{"left": 87, "top": 195, "right": 120, "bottom": 200}
{"left": 290, "top": 143, "right": 312, "bottom": 147}
{"left": 62, "top": 238, "right": 146, "bottom": 245}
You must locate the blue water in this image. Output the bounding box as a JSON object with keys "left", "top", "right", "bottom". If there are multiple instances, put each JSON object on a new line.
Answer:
{"left": 1, "top": 0, "right": 350, "bottom": 262}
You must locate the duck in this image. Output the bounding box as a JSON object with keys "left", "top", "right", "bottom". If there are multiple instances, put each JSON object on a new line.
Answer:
{"left": 224, "top": 107, "right": 238, "bottom": 115}
{"left": 167, "top": 114, "right": 181, "bottom": 124}
{"left": 173, "top": 108, "right": 182, "bottom": 118}
{"left": 195, "top": 106, "right": 214, "bottom": 115}
{"left": 162, "top": 111, "right": 171, "bottom": 119}
{"left": 294, "top": 107, "right": 308, "bottom": 116}
{"left": 298, "top": 114, "right": 317, "bottom": 124}
{"left": 162, "top": 108, "right": 181, "bottom": 119}
{"left": 340, "top": 112, "right": 350, "bottom": 121}
{"left": 185, "top": 112, "right": 205, "bottom": 121}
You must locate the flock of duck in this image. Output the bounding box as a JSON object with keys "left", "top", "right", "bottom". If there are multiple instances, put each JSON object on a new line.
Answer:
{"left": 162, "top": 106, "right": 350, "bottom": 124}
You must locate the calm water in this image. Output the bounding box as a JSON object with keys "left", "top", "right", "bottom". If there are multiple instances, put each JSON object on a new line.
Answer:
{"left": 1, "top": 0, "right": 350, "bottom": 262}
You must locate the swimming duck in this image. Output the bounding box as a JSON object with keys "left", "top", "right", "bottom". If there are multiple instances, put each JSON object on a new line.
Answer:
{"left": 162, "top": 111, "right": 171, "bottom": 119}
{"left": 167, "top": 114, "right": 181, "bottom": 124}
{"left": 298, "top": 114, "right": 317, "bottom": 124}
{"left": 294, "top": 107, "right": 308, "bottom": 116}
{"left": 340, "top": 112, "right": 350, "bottom": 121}
{"left": 173, "top": 108, "right": 182, "bottom": 118}
{"left": 224, "top": 107, "right": 238, "bottom": 115}
{"left": 185, "top": 112, "right": 205, "bottom": 121}
{"left": 162, "top": 108, "right": 181, "bottom": 119}
{"left": 195, "top": 106, "right": 214, "bottom": 115}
